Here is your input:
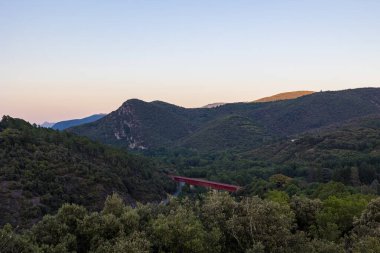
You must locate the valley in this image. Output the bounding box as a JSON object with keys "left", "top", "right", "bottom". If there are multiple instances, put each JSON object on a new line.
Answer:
{"left": 1, "top": 88, "right": 380, "bottom": 252}
{"left": 2, "top": 1, "right": 380, "bottom": 251}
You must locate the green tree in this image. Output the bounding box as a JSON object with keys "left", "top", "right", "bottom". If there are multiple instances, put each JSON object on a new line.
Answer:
{"left": 350, "top": 197, "right": 380, "bottom": 252}
{"left": 312, "top": 181, "right": 353, "bottom": 200}
{"left": 351, "top": 236, "right": 380, "bottom": 253}
{"left": 308, "top": 239, "right": 344, "bottom": 253}
{"left": 0, "top": 224, "right": 40, "bottom": 253}
{"left": 30, "top": 214, "right": 76, "bottom": 252}
{"left": 226, "top": 197, "right": 295, "bottom": 252}
{"left": 265, "top": 190, "right": 290, "bottom": 205}
{"left": 201, "top": 191, "right": 238, "bottom": 251}
{"left": 102, "top": 193, "right": 126, "bottom": 218}
{"left": 269, "top": 174, "right": 292, "bottom": 188}
{"left": 290, "top": 196, "right": 322, "bottom": 231}
{"left": 92, "top": 232, "right": 151, "bottom": 253}
{"left": 312, "top": 194, "right": 373, "bottom": 241}
{"left": 152, "top": 205, "right": 218, "bottom": 253}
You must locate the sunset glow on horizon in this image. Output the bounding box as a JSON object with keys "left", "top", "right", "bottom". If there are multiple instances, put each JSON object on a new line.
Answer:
{"left": 1, "top": 0, "right": 380, "bottom": 124}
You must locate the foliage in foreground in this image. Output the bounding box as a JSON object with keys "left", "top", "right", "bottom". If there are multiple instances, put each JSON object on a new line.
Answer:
{"left": 1, "top": 192, "right": 379, "bottom": 253}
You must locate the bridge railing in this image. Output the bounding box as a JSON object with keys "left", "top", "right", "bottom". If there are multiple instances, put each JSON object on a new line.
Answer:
{"left": 169, "top": 175, "right": 241, "bottom": 192}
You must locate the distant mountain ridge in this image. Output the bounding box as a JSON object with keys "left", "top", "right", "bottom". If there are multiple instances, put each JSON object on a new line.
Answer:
{"left": 40, "top": 121, "right": 55, "bottom": 128}
{"left": 68, "top": 88, "right": 380, "bottom": 152}
{"left": 202, "top": 102, "right": 226, "bottom": 108}
{"left": 52, "top": 113, "right": 106, "bottom": 130}
{"left": 254, "top": 90, "right": 315, "bottom": 102}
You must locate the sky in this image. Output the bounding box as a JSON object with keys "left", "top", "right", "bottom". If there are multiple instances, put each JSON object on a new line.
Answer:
{"left": 1, "top": 0, "right": 380, "bottom": 124}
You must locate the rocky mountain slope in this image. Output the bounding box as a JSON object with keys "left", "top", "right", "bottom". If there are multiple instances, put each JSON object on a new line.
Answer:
{"left": 68, "top": 88, "right": 380, "bottom": 152}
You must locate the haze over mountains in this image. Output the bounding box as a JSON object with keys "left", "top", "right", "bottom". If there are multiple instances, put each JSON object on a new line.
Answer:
{"left": 68, "top": 88, "right": 380, "bottom": 152}
{"left": 40, "top": 121, "right": 55, "bottom": 128}
{"left": 39, "top": 114, "right": 107, "bottom": 130}
{"left": 51, "top": 114, "right": 106, "bottom": 130}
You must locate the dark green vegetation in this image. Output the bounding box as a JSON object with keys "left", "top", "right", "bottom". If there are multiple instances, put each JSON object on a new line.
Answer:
{"left": 146, "top": 115, "right": 380, "bottom": 194}
{"left": 179, "top": 115, "right": 274, "bottom": 152}
{"left": 1, "top": 192, "right": 379, "bottom": 253}
{"left": 52, "top": 114, "right": 106, "bottom": 130}
{"left": 246, "top": 115, "right": 380, "bottom": 184}
{"left": 69, "top": 88, "right": 380, "bottom": 152}
{"left": 0, "top": 116, "right": 175, "bottom": 228}
{"left": 2, "top": 88, "right": 380, "bottom": 252}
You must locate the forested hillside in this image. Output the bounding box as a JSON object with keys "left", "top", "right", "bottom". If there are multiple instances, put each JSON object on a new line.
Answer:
{"left": 145, "top": 116, "right": 380, "bottom": 196}
{"left": 245, "top": 115, "right": 380, "bottom": 185}
{"left": 69, "top": 88, "right": 380, "bottom": 152}
{"left": 178, "top": 115, "right": 274, "bottom": 152}
{"left": 247, "top": 88, "right": 380, "bottom": 136}
{"left": 0, "top": 116, "right": 175, "bottom": 227}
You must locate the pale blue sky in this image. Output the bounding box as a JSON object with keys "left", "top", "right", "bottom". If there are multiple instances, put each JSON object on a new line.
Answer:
{"left": 1, "top": 0, "right": 380, "bottom": 123}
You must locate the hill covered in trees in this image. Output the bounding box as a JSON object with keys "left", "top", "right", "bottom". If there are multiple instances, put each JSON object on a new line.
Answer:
{"left": 143, "top": 116, "right": 380, "bottom": 196}
{"left": 178, "top": 115, "right": 274, "bottom": 152}
{"left": 68, "top": 88, "right": 380, "bottom": 152}
{"left": 0, "top": 116, "right": 175, "bottom": 227}
{"left": 245, "top": 115, "right": 380, "bottom": 185}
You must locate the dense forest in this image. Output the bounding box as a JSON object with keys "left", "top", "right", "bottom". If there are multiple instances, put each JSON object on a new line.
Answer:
{"left": 144, "top": 115, "right": 380, "bottom": 193}
{"left": 0, "top": 116, "right": 175, "bottom": 227}
{"left": 1, "top": 191, "right": 379, "bottom": 252}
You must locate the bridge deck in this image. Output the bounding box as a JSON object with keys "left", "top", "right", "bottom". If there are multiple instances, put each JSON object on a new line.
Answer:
{"left": 169, "top": 175, "right": 241, "bottom": 192}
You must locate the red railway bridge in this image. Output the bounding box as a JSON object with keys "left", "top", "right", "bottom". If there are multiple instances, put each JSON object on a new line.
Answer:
{"left": 169, "top": 175, "right": 241, "bottom": 192}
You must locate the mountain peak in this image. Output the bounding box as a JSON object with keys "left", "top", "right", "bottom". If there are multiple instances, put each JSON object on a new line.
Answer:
{"left": 254, "top": 90, "right": 315, "bottom": 103}
{"left": 40, "top": 121, "right": 55, "bottom": 128}
{"left": 121, "top": 98, "right": 147, "bottom": 106}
